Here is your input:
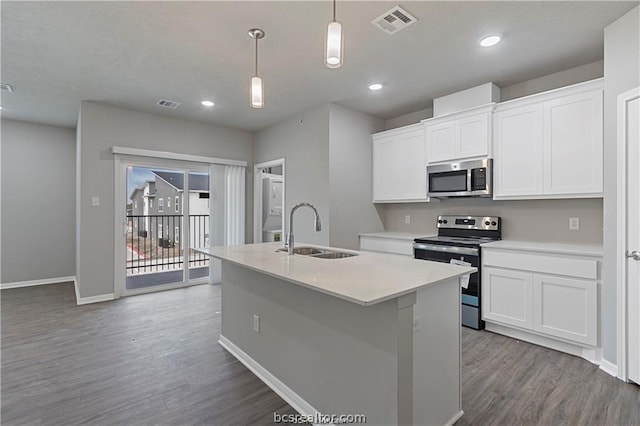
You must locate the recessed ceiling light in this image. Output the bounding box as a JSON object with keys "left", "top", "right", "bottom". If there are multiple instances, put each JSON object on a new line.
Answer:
{"left": 369, "top": 83, "right": 383, "bottom": 91}
{"left": 201, "top": 100, "right": 215, "bottom": 107}
{"left": 479, "top": 35, "right": 501, "bottom": 47}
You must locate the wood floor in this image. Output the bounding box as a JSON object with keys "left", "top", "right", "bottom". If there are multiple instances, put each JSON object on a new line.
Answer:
{"left": 2, "top": 283, "right": 638, "bottom": 425}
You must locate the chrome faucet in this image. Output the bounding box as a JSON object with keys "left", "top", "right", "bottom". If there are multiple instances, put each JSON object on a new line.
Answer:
{"left": 287, "top": 202, "right": 322, "bottom": 255}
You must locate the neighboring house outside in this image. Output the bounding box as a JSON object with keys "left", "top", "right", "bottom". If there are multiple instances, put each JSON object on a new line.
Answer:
{"left": 128, "top": 171, "right": 209, "bottom": 248}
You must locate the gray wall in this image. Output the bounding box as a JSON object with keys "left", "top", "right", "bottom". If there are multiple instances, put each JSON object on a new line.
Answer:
{"left": 383, "top": 198, "right": 603, "bottom": 244}
{"left": 602, "top": 6, "right": 640, "bottom": 364}
{"left": 253, "top": 103, "right": 385, "bottom": 250}
{"left": 77, "top": 102, "right": 253, "bottom": 298}
{"left": 329, "top": 104, "right": 385, "bottom": 250}
{"left": 1, "top": 119, "right": 76, "bottom": 283}
{"left": 383, "top": 60, "right": 604, "bottom": 131}
{"left": 253, "top": 104, "right": 331, "bottom": 246}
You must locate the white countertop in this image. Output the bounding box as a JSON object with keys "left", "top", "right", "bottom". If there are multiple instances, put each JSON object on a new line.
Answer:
{"left": 195, "top": 242, "right": 475, "bottom": 306}
{"left": 482, "top": 240, "right": 603, "bottom": 257}
{"left": 359, "top": 231, "right": 430, "bottom": 241}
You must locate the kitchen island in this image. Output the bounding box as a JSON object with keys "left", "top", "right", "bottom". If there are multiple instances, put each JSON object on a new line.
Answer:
{"left": 195, "top": 242, "right": 475, "bottom": 426}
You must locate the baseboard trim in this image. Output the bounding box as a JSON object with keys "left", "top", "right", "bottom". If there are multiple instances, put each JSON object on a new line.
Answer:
{"left": 445, "top": 410, "right": 464, "bottom": 426}
{"left": 599, "top": 359, "right": 619, "bottom": 378}
{"left": 76, "top": 293, "right": 115, "bottom": 305}
{"left": 218, "top": 335, "right": 327, "bottom": 424}
{"left": 1, "top": 276, "right": 76, "bottom": 290}
{"left": 485, "top": 322, "right": 601, "bottom": 364}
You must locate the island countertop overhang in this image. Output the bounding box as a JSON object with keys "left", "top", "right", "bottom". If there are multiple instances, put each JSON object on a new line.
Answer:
{"left": 195, "top": 242, "right": 476, "bottom": 306}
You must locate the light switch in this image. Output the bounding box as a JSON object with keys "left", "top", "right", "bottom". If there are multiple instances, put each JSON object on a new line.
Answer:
{"left": 569, "top": 217, "right": 580, "bottom": 230}
{"left": 91, "top": 197, "right": 100, "bottom": 207}
{"left": 405, "top": 215, "right": 411, "bottom": 224}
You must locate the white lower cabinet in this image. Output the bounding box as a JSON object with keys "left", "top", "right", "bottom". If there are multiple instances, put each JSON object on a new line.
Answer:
{"left": 483, "top": 267, "right": 533, "bottom": 329}
{"left": 482, "top": 245, "right": 600, "bottom": 348}
{"left": 532, "top": 274, "right": 597, "bottom": 346}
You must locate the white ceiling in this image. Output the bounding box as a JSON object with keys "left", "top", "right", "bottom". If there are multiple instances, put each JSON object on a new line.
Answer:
{"left": 1, "top": 1, "right": 636, "bottom": 132}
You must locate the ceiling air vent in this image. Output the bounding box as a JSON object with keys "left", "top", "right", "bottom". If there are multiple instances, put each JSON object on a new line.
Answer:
{"left": 372, "top": 6, "right": 417, "bottom": 35}
{"left": 156, "top": 99, "right": 181, "bottom": 109}
{"left": 1, "top": 83, "right": 14, "bottom": 92}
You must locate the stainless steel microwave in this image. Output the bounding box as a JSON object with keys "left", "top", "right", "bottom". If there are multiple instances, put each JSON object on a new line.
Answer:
{"left": 427, "top": 158, "right": 493, "bottom": 198}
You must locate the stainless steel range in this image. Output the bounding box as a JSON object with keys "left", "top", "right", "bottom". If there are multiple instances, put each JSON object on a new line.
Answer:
{"left": 413, "top": 215, "right": 502, "bottom": 329}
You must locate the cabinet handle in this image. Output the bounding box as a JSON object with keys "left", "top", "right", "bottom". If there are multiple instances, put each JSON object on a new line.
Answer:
{"left": 626, "top": 250, "right": 640, "bottom": 261}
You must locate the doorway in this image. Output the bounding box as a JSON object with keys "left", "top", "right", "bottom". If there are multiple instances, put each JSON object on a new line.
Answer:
{"left": 617, "top": 87, "right": 640, "bottom": 384}
{"left": 116, "top": 157, "right": 211, "bottom": 296}
{"left": 253, "top": 159, "right": 285, "bottom": 243}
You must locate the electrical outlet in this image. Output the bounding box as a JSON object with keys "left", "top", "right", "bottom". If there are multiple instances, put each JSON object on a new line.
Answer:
{"left": 405, "top": 215, "right": 411, "bottom": 224}
{"left": 413, "top": 316, "right": 422, "bottom": 333}
{"left": 91, "top": 196, "right": 100, "bottom": 207}
{"left": 253, "top": 315, "right": 260, "bottom": 333}
{"left": 569, "top": 217, "right": 580, "bottom": 230}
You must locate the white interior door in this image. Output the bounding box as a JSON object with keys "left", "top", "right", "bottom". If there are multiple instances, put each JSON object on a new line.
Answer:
{"left": 626, "top": 94, "right": 640, "bottom": 384}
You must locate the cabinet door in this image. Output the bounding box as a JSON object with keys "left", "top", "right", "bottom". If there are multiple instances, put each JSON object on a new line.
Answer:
{"left": 532, "top": 274, "right": 597, "bottom": 346}
{"left": 482, "top": 267, "right": 533, "bottom": 328}
{"left": 456, "top": 112, "right": 490, "bottom": 159}
{"left": 493, "top": 104, "right": 544, "bottom": 198}
{"left": 372, "top": 128, "right": 426, "bottom": 202}
{"left": 426, "top": 121, "right": 455, "bottom": 163}
{"left": 395, "top": 129, "right": 427, "bottom": 200}
{"left": 372, "top": 136, "right": 399, "bottom": 201}
{"left": 543, "top": 89, "right": 603, "bottom": 196}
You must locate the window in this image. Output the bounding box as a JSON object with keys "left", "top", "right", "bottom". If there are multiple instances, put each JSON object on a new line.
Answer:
{"left": 167, "top": 197, "right": 171, "bottom": 208}
{"left": 134, "top": 201, "right": 137, "bottom": 209}
{"left": 175, "top": 196, "right": 180, "bottom": 213}
{"left": 150, "top": 199, "right": 153, "bottom": 209}
{"left": 158, "top": 198, "right": 164, "bottom": 212}
{"left": 174, "top": 226, "right": 180, "bottom": 244}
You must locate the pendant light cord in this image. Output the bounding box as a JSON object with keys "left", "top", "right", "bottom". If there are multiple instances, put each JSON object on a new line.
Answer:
{"left": 255, "top": 37, "right": 258, "bottom": 76}
{"left": 332, "top": 0, "right": 336, "bottom": 22}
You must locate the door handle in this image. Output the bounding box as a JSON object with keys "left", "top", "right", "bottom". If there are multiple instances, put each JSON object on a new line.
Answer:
{"left": 626, "top": 250, "right": 640, "bottom": 261}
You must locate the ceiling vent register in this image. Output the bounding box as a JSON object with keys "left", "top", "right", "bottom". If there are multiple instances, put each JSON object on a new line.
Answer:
{"left": 371, "top": 6, "right": 417, "bottom": 35}
{"left": 156, "top": 99, "right": 181, "bottom": 109}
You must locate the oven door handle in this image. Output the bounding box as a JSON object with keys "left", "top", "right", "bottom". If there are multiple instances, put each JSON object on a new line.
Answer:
{"left": 413, "top": 243, "right": 479, "bottom": 256}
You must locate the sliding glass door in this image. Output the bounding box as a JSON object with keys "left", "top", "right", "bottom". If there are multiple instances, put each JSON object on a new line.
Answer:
{"left": 117, "top": 158, "right": 211, "bottom": 295}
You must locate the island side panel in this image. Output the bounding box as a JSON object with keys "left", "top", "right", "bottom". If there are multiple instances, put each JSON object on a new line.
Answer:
{"left": 413, "top": 278, "right": 462, "bottom": 425}
{"left": 220, "top": 261, "right": 400, "bottom": 424}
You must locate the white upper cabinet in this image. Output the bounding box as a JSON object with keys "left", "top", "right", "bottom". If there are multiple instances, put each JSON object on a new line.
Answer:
{"left": 543, "top": 90, "right": 603, "bottom": 195}
{"left": 423, "top": 105, "right": 493, "bottom": 164}
{"left": 372, "top": 124, "right": 428, "bottom": 203}
{"left": 493, "top": 104, "right": 544, "bottom": 197}
{"left": 493, "top": 79, "right": 603, "bottom": 200}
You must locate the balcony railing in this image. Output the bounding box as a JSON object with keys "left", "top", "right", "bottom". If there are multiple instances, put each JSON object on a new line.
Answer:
{"left": 126, "top": 215, "right": 209, "bottom": 275}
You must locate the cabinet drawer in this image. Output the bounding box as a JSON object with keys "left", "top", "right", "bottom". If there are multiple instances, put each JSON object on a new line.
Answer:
{"left": 359, "top": 237, "right": 413, "bottom": 256}
{"left": 482, "top": 250, "right": 597, "bottom": 280}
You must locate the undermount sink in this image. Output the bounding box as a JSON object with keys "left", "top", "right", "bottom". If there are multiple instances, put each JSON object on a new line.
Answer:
{"left": 276, "top": 246, "right": 358, "bottom": 259}
{"left": 310, "top": 251, "right": 357, "bottom": 259}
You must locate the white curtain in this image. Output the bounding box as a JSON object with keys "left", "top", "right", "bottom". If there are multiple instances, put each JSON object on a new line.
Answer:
{"left": 224, "top": 165, "right": 245, "bottom": 246}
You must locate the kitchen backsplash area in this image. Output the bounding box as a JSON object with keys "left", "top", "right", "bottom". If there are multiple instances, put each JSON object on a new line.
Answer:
{"left": 382, "top": 198, "right": 603, "bottom": 244}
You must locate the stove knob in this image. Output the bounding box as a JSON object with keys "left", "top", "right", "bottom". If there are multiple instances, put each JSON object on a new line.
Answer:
{"left": 491, "top": 221, "right": 497, "bottom": 226}
{"left": 443, "top": 220, "right": 448, "bottom": 224}
{"left": 485, "top": 221, "right": 490, "bottom": 226}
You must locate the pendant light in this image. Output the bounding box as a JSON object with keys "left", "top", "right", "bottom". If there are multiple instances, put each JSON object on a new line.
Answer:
{"left": 325, "top": 0, "right": 343, "bottom": 69}
{"left": 248, "top": 28, "right": 265, "bottom": 109}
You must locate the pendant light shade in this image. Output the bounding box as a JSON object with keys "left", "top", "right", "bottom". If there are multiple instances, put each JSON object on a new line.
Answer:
{"left": 250, "top": 76, "right": 263, "bottom": 109}
{"left": 325, "top": 0, "right": 343, "bottom": 69}
{"left": 248, "top": 28, "right": 265, "bottom": 109}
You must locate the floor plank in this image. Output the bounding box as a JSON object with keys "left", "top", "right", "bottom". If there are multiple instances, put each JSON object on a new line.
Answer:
{"left": 2, "top": 282, "right": 638, "bottom": 425}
